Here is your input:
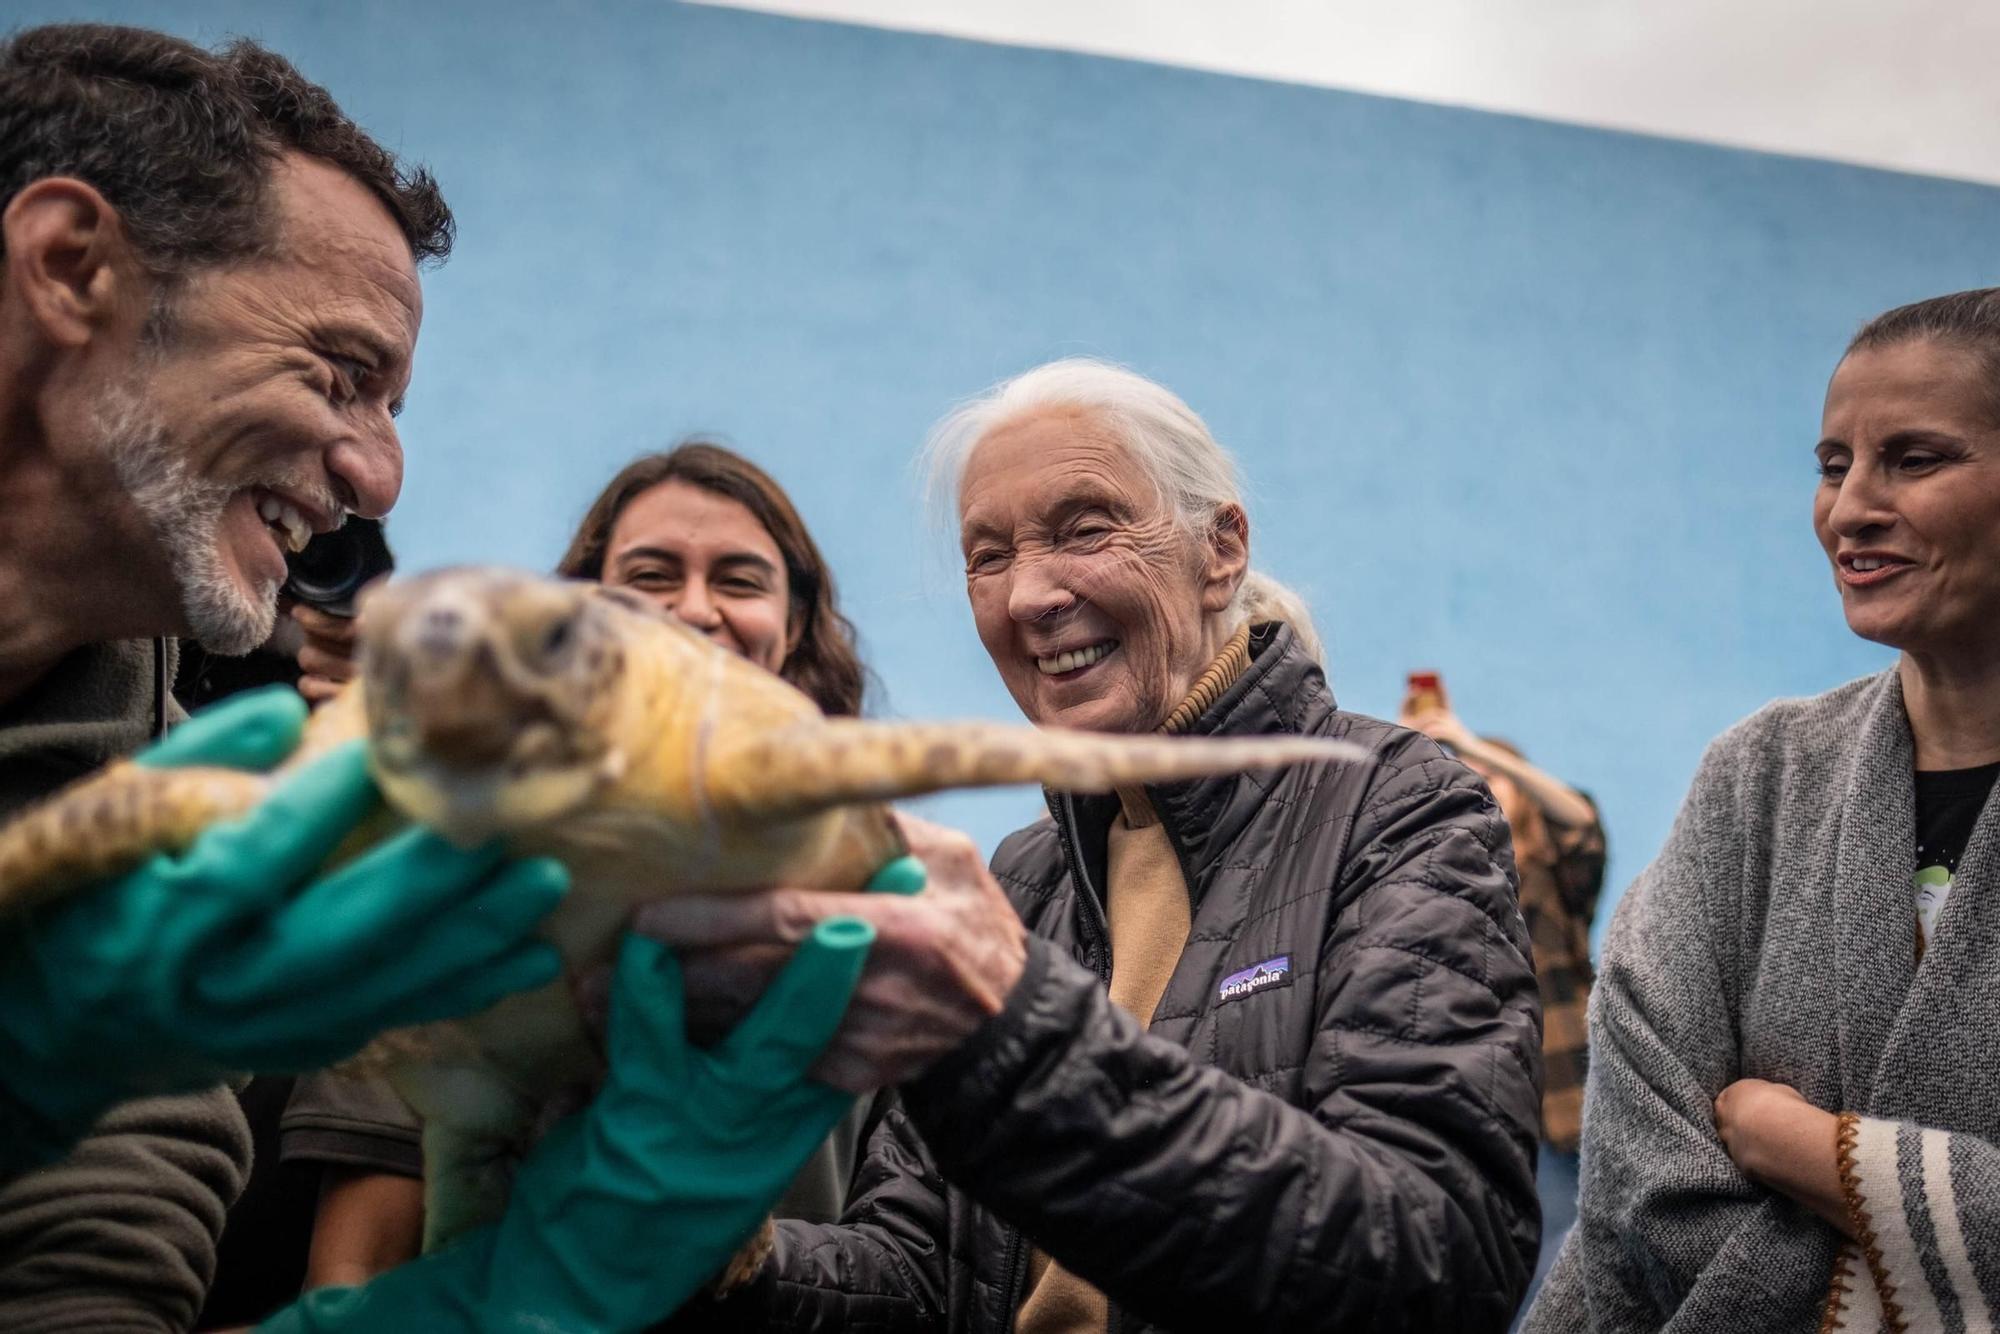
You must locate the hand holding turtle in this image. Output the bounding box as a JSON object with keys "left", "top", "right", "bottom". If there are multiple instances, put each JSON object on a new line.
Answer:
{"left": 0, "top": 687, "right": 568, "bottom": 1171}
{"left": 258, "top": 916, "right": 874, "bottom": 1334}
{"left": 638, "top": 811, "right": 1028, "bottom": 1093}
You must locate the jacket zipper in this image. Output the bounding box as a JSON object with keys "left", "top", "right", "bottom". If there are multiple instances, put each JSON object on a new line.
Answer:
{"left": 1001, "top": 1231, "right": 1030, "bottom": 1330}
{"left": 994, "top": 796, "right": 1118, "bottom": 1329}
{"left": 1054, "top": 794, "right": 1113, "bottom": 982}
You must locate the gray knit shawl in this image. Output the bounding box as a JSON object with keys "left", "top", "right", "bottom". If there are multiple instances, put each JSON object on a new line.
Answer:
{"left": 1524, "top": 669, "right": 2000, "bottom": 1332}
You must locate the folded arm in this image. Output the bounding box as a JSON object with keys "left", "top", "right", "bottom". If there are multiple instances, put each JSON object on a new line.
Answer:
{"left": 1524, "top": 745, "right": 1838, "bottom": 1332}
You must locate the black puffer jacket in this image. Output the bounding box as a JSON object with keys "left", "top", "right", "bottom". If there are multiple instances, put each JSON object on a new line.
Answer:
{"left": 694, "top": 624, "right": 1542, "bottom": 1333}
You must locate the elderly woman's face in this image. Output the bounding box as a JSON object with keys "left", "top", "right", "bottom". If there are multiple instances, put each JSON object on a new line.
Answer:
{"left": 1815, "top": 339, "right": 2000, "bottom": 663}
{"left": 958, "top": 407, "right": 1241, "bottom": 733}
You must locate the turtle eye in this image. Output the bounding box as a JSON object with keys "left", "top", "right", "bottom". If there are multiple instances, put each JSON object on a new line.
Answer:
{"left": 540, "top": 614, "right": 576, "bottom": 662}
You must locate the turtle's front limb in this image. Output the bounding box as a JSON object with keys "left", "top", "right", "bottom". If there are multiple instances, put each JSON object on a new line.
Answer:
{"left": 382, "top": 977, "right": 604, "bottom": 1251}
{"left": 0, "top": 763, "right": 268, "bottom": 917}
{"left": 420, "top": 1111, "right": 532, "bottom": 1253}
{"left": 700, "top": 717, "right": 1368, "bottom": 822}
{"left": 389, "top": 1043, "right": 554, "bottom": 1253}
{"left": 716, "top": 1220, "right": 778, "bottom": 1294}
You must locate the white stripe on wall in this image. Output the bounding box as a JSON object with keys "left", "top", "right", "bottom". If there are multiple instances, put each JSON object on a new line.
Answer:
{"left": 697, "top": 0, "right": 2000, "bottom": 186}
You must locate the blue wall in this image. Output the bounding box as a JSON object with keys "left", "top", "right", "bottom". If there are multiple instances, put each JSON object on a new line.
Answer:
{"left": 20, "top": 1, "right": 2000, "bottom": 931}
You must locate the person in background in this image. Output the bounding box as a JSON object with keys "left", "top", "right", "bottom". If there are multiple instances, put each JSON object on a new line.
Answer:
{"left": 1524, "top": 289, "right": 2000, "bottom": 1331}
{"left": 653, "top": 358, "right": 1543, "bottom": 1332}
{"left": 193, "top": 524, "right": 399, "bottom": 1327}
{"left": 1398, "top": 676, "right": 1606, "bottom": 1306}
{"left": 279, "top": 440, "right": 878, "bottom": 1293}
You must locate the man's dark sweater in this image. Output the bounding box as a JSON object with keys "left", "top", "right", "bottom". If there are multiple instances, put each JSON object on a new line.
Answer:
{"left": 0, "top": 638, "right": 252, "bottom": 1333}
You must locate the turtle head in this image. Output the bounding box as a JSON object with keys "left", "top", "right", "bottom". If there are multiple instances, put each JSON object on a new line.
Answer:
{"left": 357, "top": 568, "right": 629, "bottom": 843}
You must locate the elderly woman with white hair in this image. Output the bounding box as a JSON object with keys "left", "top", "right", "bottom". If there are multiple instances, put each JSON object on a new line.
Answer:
{"left": 654, "top": 359, "right": 1543, "bottom": 1334}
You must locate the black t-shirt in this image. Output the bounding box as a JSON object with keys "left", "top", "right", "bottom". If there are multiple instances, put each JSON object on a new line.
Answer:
{"left": 1913, "top": 761, "right": 2000, "bottom": 945}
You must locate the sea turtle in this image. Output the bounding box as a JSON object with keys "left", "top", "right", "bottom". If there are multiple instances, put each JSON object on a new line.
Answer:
{"left": 0, "top": 567, "right": 1363, "bottom": 1260}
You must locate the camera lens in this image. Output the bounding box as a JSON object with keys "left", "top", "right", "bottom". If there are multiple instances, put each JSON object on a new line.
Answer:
{"left": 286, "top": 533, "right": 366, "bottom": 602}
{"left": 284, "top": 518, "right": 395, "bottom": 617}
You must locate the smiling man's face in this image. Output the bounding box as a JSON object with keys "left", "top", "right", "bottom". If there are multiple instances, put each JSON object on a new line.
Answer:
{"left": 103, "top": 153, "right": 419, "bottom": 653}
{"left": 957, "top": 405, "right": 1242, "bottom": 734}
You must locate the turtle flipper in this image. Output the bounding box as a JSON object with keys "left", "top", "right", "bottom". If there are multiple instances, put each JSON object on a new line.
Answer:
{"left": 0, "top": 763, "right": 267, "bottom": 918}
{"left": 701, "top": 719, "right": 1368, "bottom": 821}
{"left": 421, "top": 1115, "right": 526, "bottom": 1252}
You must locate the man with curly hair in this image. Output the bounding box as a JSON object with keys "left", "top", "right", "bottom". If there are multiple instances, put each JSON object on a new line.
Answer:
{"left": 0, "top": 24, "right": 567, "bottom": 1330}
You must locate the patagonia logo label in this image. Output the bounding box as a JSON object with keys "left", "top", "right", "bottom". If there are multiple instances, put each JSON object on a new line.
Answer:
{"left": 1218, "top": 955, "right": 1292, "bottom": 1003}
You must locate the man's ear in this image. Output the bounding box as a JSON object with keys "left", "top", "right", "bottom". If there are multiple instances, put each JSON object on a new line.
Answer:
{"left": 1200, "top": 503, "right": 1251, "bottom": 613}
{"left": 1, "top": 178, "right": 146, "bottom": 349}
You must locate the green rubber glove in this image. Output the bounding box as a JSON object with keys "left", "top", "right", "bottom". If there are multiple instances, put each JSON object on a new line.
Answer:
{"left": 133, "top": 682, "right": 312, "bottom": 771}
{"left": 866, "top": 853, "right": 927, "bottom": 896}
{"left": 0, "top": 687, "right": 568, "bottom": 1170}
{"left": 259, "top": 914, "right": 875, "bottom": 1334}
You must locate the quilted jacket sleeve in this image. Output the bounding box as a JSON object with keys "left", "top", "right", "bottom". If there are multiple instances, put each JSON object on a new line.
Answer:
{"left": 673, "top": 1094, "right": 948, "bottom": 1332}
{"left": 896, "top": 739, "right": 1543, "bottom": 1332}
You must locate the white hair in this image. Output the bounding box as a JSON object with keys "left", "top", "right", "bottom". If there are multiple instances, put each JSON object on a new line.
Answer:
{"left": 922, "top": 357, "right": 1323, "bottom": 663}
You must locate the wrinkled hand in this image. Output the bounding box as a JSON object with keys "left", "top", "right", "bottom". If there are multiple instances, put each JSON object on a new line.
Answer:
{"left": 635, "top": 812, "right": 1027, "bottom": 1093}
{"left": 1714, "top": 1077, "right": 1849, "bottom": 1234}
{"left": 294, "top": 602, "right": 363, "bottom": 705}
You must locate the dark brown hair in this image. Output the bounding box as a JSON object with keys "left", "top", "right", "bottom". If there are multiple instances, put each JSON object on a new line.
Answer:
{"left": 0, "top": 23, "right": 452, "bottom": 280}
{"left": 1847, "top": 288, "right": 2000, "bottom": 416}
{"left": 557, "top": 442, "right": 870, "bottom": 717}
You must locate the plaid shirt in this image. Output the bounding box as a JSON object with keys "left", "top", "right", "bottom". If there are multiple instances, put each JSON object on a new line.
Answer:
{"left": 1491, "top": 781, "right": 1606, "bottom": 1153}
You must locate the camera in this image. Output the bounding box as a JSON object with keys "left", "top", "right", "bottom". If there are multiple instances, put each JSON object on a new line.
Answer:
{"left": 283, "top": 516, "right": 395, "bottom": 617}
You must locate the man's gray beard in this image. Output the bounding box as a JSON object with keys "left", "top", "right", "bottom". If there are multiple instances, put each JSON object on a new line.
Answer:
{"left": 92, "top": 380, "right": 276, "bottom": 656}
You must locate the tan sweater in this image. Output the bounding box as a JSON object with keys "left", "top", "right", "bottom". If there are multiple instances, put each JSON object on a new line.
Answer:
{"left": 1014, "top": 626, "right": 1252, "bottom": 1334}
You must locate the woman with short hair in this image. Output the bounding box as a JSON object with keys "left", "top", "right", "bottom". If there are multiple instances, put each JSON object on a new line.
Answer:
{"left": 1523, "top": 289, "right": 2000, "bottom": 1331}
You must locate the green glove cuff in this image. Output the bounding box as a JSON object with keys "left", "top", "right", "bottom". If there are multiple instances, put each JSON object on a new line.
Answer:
{"left": 255, "top": 1242, "right": 501, "bottom": 1334}
{"left": 865, "top": 854, "right": 926, "bottom": 896}
{"left": 711, "top": 916, "right": 874, "bottom": 1080}
{"left": 0, "top": 1035, "right": 103, "bottom": 1172}
{"left": 0, "top": 688, "right": 313, "bottom": 1175}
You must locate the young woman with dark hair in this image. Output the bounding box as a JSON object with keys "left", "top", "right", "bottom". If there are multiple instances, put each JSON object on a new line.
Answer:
{"left": 280, "top": 439, "right": 878, "bottom": 1298}
{"left": 555, "top": 440, "right": 868, "bottom": 718}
